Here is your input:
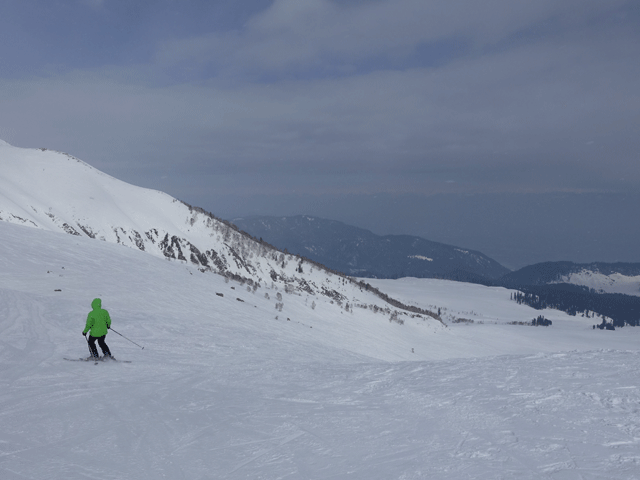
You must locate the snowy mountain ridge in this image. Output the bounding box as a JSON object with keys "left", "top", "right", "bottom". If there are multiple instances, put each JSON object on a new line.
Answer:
{"left": 502, "top": 261, "right": 640, "bottom": 297}
{"left": 231, "top": 215, "right": 510, "bottom": 282}
{"left": 554, "top": 270, "right": 640, "bottom": 297}
{"left": 0, "top": 141, "right": 439, "bottom": 321}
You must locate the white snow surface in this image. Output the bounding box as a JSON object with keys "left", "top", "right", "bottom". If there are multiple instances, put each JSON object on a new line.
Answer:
{"left": 2, "top": 221, "right": 640, "bottom": 480}
{"left": 0, "top": 141, "right": 332, "bottom": 292}
{"left": 0, "top": 142, "right": 194, "bottom": 234}
{"left": 408, "top": 255, "right": 433, "bottom": 262}
{"left": 554, "top": 270, "right": 640, "bottom": 297}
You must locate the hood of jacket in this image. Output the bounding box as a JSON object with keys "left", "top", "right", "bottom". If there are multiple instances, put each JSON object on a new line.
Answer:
{"left": 91, "top": 298, "right": 102, "bottom": 310}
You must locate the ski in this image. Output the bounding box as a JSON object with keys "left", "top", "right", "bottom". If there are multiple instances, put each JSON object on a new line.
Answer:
{"left": 64, "top": 357, "right": 100, "bottom": 365}
{"left": 64, "top": 357, "right": 131, "bottom": 364}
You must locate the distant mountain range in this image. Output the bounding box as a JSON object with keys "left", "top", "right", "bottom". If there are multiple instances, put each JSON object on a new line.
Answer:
{"left": 498, "top": 262, "right": 640, "bottom": 328}
{"left": 231, "top": 214, "right": 640, "bottom": 326}
{"left": 232, "top": 215, "right": 640, "bottom": 300}
{"left": 501, "top": 261, "right": 640, "bottom": 296}
{"left": 232, "top": 215, "right": 510, "bottom": 282}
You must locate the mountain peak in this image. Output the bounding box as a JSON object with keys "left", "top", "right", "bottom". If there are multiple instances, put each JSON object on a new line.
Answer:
{"left": 0, "top": 143, "right": 443, "bottom": 322}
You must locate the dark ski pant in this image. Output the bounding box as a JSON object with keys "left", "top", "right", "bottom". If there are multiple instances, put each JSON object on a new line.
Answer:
{"left": 88, "top": 335, "right": 111, "bottom": 358}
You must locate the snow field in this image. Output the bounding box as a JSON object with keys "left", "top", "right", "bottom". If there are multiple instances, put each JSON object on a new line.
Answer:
{"left": 557, "top": 271, "right": 640, "bottom": 297}
{"left": 1, "top": 221, "right": 640, "bottom": 479}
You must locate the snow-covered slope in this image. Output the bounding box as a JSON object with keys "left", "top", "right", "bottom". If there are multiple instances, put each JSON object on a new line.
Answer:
{"left": 2, "top": 220, "right": 640, "bottom": 479}
{"left": 0, "top": 141, "right": 417, "bottom": 311}
{"left": 502, "top": 261, "right": 640, "bottom": 297}
{"left": 3, "top": 141, "right": 640, "bottom": 478}
{"left": 0, "top": 143, "right": 184, "bottom": 236}
{"left": 555, "top": 270, "right": 640, "bottom": 296}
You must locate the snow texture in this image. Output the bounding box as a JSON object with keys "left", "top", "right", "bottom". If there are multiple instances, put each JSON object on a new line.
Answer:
{"left": 2, "top": 221, "right": 640, "bottom": 479}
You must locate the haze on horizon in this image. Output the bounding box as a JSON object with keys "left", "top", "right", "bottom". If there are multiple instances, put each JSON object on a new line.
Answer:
{"left": 1, "top": 0, "right": 638, "bottom": 268}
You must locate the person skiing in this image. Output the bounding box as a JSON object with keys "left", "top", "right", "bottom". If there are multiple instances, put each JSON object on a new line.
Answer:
{"left": 82, "top": 298, "right": 113, "bottom": 360}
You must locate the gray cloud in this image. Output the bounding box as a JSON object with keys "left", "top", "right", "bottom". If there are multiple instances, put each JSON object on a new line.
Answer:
{"left": 1, "top": 0, "right": 639, "bottom": 267}
{"left": 0, "top": 0, "right": 638, "bottom": 204}
{"left": 155, "top": 0, "right": 631, "bottom": 75}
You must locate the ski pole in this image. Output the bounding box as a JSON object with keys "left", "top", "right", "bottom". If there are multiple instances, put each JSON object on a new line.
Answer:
{"left": 84, "top": 334, "right": 93, "bottom": 357}
{"left": 109, "top": 327, "right": 145, "bottom": 350}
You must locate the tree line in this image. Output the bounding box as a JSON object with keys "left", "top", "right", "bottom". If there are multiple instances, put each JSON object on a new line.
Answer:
{"left": 511, "top": 284, "right": 640, "bottom": 327}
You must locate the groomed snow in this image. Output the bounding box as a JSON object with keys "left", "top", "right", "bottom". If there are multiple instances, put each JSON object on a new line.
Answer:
{"left": 2, "top": 221, "right": 640, "bottom": 479}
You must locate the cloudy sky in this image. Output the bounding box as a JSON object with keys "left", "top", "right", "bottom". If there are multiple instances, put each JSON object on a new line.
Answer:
{"left": 1, "top": 0, "right": 639, "bottom": 266}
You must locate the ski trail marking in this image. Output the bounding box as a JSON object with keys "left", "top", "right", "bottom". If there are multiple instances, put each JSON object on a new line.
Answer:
{"left": 454, "top": 431, "right": 470, "bottom": 456}
{"left": 227, "top": 431, "right": 305, "bottom": 474}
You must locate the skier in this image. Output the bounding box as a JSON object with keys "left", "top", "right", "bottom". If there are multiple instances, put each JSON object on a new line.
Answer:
{"left": 82, "top": 298, "right": 113, "bottom": 360}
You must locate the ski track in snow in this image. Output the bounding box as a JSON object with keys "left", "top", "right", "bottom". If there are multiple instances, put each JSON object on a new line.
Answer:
{"left": 2, "top": 347, "right": 640, "bottom": 479}
{"left": 1, "top": 224, "right": 640, "bottom": 479}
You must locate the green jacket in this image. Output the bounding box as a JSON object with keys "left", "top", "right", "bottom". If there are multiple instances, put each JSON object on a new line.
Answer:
{"left": 83, "top": 298, "right": 111, "bottom": 337}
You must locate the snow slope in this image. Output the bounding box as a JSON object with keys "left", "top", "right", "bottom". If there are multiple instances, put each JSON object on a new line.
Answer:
{"left": 556, "top": 270, "right": 640, "bottom": 297}
{"left": 2, "top": 221, "right": 640, "bottom": 479}
{"left": 502, "top": 262, "right": 640, "bottom": 297}
{"left": 0, "top": 143, "right": 183, "bottom": 235}
{"left": 0, "top": 141, "right": 378, "bottom": 306}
